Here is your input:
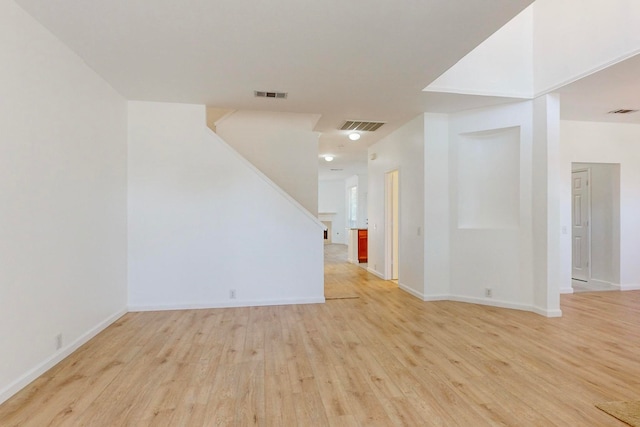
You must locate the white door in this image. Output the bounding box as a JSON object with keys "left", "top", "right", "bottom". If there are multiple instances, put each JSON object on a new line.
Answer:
{"left": 385, "top": 170, "right": 399, "bottom": 281}
{"left": 572, "top": 170, "right": 590, "bottom": 282}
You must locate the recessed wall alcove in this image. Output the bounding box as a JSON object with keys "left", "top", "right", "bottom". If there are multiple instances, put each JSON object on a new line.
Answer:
{"left": 457, "top": 126, "right": 520, "bottom": 229}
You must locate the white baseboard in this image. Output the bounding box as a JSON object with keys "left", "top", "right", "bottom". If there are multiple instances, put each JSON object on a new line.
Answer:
{"left": 0, "top": 308, "right": 127, "bottom": 406}
{"left": 448, "top": 295, "right": 533, "bottom": 313}
{"left": 532, "top": 306, "right": 563, "bottom": 318}
{"left": 586, "top": 278, "right": 623, "bottom": 290}
{"left": 619, "top": 284, "right": 640, "bottom": 291}
{"left": 128, "top": 296, "right": 325, "bottom": 312}
{"left": 394, "top": 289, "right": 561, "bottom": 318}
{"left": 366, "top": 267, "right": 385, "bottom": 279}
{"left": 559, "top": 287, "right": 574, "bottom": 294}
{"left": 422, "top": 294, "right": 451, "bottom": 301}
{"left": 397, "top": 284, "right": 450, "bottom": 302}
{"left": 454, "top": 296, "right": 562, "bottom": 317}
{"left": 398, "top": 283, "right": 424, "bottom": 299}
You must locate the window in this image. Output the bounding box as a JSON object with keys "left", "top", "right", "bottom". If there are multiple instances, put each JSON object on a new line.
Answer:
{"left": 349, "top": 186, "right": 358, "bottom": 228}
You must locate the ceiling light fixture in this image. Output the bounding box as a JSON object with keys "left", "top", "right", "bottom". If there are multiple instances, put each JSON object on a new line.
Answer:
{"left": 348, "top": 132, "right": 361, "bottom": 141}
{"left": 324, "top": 155, "right": 334, "bottom": 162}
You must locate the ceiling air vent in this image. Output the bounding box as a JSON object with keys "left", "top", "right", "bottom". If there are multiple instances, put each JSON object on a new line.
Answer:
{"left": 608, "top": 109, "right": 638, "bottom": 114}
{"left": 254, "top": 91, "right": 287, "bottom": 99}
{"left": 340, "top": 120, "right": 385, "bottom": 132}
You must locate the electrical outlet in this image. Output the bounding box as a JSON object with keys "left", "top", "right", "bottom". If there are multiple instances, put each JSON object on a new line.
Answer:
{"left": 230, "top": 289, "right": 236, "bottom": 299}
{"left": 55, "top": 333, "right": 63, "bottom": 350}
{"left": 485, "top": 288, "right": 492, "bottom": 298}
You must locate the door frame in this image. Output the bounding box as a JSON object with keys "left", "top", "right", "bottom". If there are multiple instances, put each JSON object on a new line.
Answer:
{"left": 384, "top": 169, "right": 399, "bottom": 281}
{"left": 571, "top": 167, "right": 592, "bottom": 283}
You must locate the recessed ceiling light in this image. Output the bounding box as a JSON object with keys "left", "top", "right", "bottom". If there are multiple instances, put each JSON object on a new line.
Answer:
{"left": 348, "top": 132, "right": 361, "bottom": 141}
{"left": 324, "top": 155, "right": 334, "bottom": 162}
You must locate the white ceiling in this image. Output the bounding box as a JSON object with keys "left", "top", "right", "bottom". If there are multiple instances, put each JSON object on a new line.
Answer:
{"left": 14, "top": 0, "right": 534, "bottom": 180}
{"left": 16, "top": 0, "right": 638, "bottom": 181}
{"left": 557, "top": 53, "right": 640, "bottom": 124}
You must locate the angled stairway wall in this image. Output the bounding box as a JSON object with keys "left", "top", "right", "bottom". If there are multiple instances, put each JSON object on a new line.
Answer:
{"left": 214, "top": 110, "right": 321, "bottom": 215}
{"left": 128, "top": 101, "right": 325, "bottom": 310}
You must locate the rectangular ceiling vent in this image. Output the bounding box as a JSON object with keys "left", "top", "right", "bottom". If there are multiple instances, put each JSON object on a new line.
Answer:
{"left": 340, "top": 120, "right": 385, "bottom": 132}
{"left": 608, "top": 109, "right": 638, "bottom": 114}
{"left": 254, "top": 91, "right": 287, "bottom": 99}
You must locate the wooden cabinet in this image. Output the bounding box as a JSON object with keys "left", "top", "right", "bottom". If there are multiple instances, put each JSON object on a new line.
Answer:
{"left": 357, "top": 229, "right": 368, "bottom": 263}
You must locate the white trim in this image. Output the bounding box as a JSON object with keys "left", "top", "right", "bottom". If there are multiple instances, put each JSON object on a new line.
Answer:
{"left": 366, "top": 267, "right": 385, "bottom": 279}
{"left": 423, "top": 85, "right": 532, "bottom": 99}
{"left": 534, "top": 48, "right": 640, "bottom": 98}
{"left": 0, "top": 309, "right": 127, "bottom": 406}
{"left": 129, "top": 297, "right": 325, "bottom": 312}
{"left": 384, "top": 169, "right": 400, "bottom": 281}
{"left": 619, "top": 284, "right": 640, "bottom": 291}
{"left": 559, "top": 287, "right": 574, "bottom": 294}
{"left": 532, "top": 306, "right": 563, "bottom": 318}
{"left": 205, "top": 128, "right": 325, "bottom": 231}
{"left": 398, "top": 283, "right": 424, "bottom": 300}
{"left": 398, "top": 284, "right": 450, "bottom": 302}
{"left": 448, "top": 295, "right": 533, "bottom": 312}
{"left": 589, "top": 278, "right": 616, "bottom": 289}
{"left": 396, "top": 289, "right": 562, "bottom": 317}
{"left": 422, "top": 294, "right": 451, "bottom": 301}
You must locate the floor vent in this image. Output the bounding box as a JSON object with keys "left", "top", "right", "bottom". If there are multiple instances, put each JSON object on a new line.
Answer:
{"left": 340, "top": 120, "right": 385, "bottom": 132}
{"left": 254, "top": 91, "right": 287, "bottom": 99}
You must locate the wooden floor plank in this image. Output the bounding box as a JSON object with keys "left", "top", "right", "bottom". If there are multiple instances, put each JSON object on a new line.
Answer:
{"left": 1, "top": 244, "right": 637, "bottom": 426}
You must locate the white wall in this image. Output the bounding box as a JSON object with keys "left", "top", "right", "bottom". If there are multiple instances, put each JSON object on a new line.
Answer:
{"left": 561, "top": 121, "right": 640, "bottom": 289}
{"left": 425, "top": 5, "right": 533, "bottom": 98}
{"left": 424, "top": 114, "right": 450, "bottom": 298}
{"left": 356, "top": 175, "right": 368, "bottom": 229}
{"left": 572, "top": 163, "right": 620, "bottom": 285}
{"left": 533, "top": 0, "right": 640, "bottom": 93}
{"left": 318, "top": 180, "right": 347, "bottom": 244}
{"left": 450, "top": 103, "right": 532, "bottom": 309}
{"left": 368, "top": 115, "right": 425, "bottom": 295}
{"left": 449, "top": 97, "right": 561, "bottom": 316}
{"left": 532, "top": 94, "right": 562, "bottom": 313}
{"left": 345, "top": 174, "right": 368, "bottom": 230}
{"left": 215, "top": 110, "right": 321, "bottom": 215}
{"left": 128, "top": 101, "right": 325, "bottom": 310}
{"left": 0, "top": 1, "right": 128, "bottom": 404}
{"left": 368, "top": 103, "right": 561, "bottom": 316}
{"left": 427, "top": 0, "right": 640, "bottom": 98}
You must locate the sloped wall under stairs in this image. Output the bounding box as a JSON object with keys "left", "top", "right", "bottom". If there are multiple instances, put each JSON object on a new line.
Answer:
{"left": 128, "top": 101, "right": 325, "bottom": 310}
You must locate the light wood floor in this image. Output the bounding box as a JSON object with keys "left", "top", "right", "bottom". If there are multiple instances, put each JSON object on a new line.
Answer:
{"left": 1, "top": 247, "right": 639, "bottom": 426}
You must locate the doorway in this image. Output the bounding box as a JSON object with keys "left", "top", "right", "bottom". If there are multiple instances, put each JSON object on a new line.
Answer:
{"left": 571, "top": 163, "right": 620, "bottom": 292}
{"left": 385, "top": 170, "right": 399, "bottom": 281}
{"left": 571, "top": 168, "right": 590, "bottom": 283}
